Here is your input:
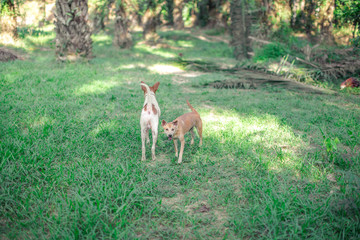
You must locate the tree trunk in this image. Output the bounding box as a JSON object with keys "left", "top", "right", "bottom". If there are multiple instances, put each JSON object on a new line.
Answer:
{"left": 196, "top": 0, "right": 209, "bottom": 27}
{"left": 220, "top": 0, "right": 230, "bottom": 30}
{"left": 113, "top": 3, "right": 132, "bottom": 48}
{"left": 92, "top": 8, "right": 106, "bottom": 33}
{"left": 289, "top": 0, "right": 296, "bottom": 29}
{"left": 173, "top": 0, "right": 184, "bottom": 29}
{"left": 0, "top": 0, "right": 18, "bottom": 42}
{"left": 304, "top": 0, "right": 315, "bottom": 39}
{"left": 165, "top": 0, "right": 174, "bottom": 25}
{"left": 143, "top": 0, "right": 160, "bottom": 42}
{"left": 231, "top": 0, "right": 252, "bottom": 60}
{"left": 319, "top": 0, "right": 335, "bottom": 44}
{"left": 207, "top": 0, "right": 223, "bottom": 28}
{"left": 92, "top": 0, "right": 114, "bottom": 33}
{"left": 258, "top": 0, "right": 272, "bottom": 35}
{"left": 54, "top": 0, "right": 93, "bottom": 61}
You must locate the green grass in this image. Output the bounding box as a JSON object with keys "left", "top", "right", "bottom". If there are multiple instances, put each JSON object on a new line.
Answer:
{"left": 1, "top": 27, "right": 360, "bottom": 239}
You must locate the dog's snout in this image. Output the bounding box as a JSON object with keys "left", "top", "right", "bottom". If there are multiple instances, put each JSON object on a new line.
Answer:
{"left": 168, "top": 134, "right": 172, "bottom": 137}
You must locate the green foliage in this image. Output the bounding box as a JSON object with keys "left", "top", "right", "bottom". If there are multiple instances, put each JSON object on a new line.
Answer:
{"left": 17, "top": 27, "right": 48, "bottom": 38}
{"left": 162, "top": 0, "right": 174, "bottom": 24}
{"left": 253, "top": 43, "right": 288, "bottom": 62}
{"left": 183, "top": 0, "right": 197, "bottom": 26}
{"left": 0, "top": 0, "right": 16, "bottom": 16}
{"left": 335, "top": 0, "right": 360, "bottom": 39}
{"left": 270, "top": 20, "right": 294, "bottom": 43}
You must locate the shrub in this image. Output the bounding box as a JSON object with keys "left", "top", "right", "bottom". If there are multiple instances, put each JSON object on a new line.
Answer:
{"left": 253, "top": 43, "right": 288, "bottom": 62}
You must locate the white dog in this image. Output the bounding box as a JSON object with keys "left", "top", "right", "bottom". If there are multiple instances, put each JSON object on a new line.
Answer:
{"left": 140, "top": 81, "right": 160, "bottom": 161}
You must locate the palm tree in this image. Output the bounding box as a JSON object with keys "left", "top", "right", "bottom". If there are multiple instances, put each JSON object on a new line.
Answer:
{"left": 143, "top": 0, "right": 161, "bottom": 42}
{"left": 54, "top": 0, "right": 92, "bottom": 61}
{"left": 113, "top": 1, "right": 132, "bottom": 48}
{"left": 173, "top": 0, "right": 184, "bottom": 29}
{"left": 230, "top": 0, "right": 252, "bottom": 59}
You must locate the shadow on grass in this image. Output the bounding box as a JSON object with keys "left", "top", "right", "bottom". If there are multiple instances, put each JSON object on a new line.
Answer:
{"left": 1, "top": 28, "right": 360, "bottom": 239}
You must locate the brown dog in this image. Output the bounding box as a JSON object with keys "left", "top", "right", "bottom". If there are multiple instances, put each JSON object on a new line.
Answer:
{"left": 161, "top": 100, "right": 202, "bottom": 163}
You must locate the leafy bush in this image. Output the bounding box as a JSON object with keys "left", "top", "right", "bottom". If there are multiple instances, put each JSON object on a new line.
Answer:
{"left": 17, "top": 27, "right": 49, "bottom": 38}
{"left": 253, "top": 43, "right": 289, "bottom": 62}
{"left": 270, "top": 20, "right": 294, "bottom": 43}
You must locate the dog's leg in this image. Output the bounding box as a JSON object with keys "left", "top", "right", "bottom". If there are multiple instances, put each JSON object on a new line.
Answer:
{"left": 196, "top": 120, "right": 203, "bottom": 147}
{"left": 151, "top": 128, "right": 158, "bottom": 160}
{"left": 146, "top": 128, "right": 150, "bottom": 144}
{"left": 173, "top": 139, "right": 178, "bottom": 157}
{"left": 190, "top": 128, "right": 195, "bottom": 145}
{"left": 141, "top": 127, "right": 146, "bottom": 161}
{"left": 178, "top": 136, "right": 185, "bottom": 163}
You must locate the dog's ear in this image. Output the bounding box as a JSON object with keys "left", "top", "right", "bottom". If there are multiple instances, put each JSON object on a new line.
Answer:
{"left": 161, "top": 120, "right": 167, "bottom": 126}
{"left": 152, "top": 82, "right": 160, "bottom": 93}
{"left": 141, "top": 81, "right": 147, "bottom": 93}
{"left": 173, "top": 120, "right": 178, "bottom": 126}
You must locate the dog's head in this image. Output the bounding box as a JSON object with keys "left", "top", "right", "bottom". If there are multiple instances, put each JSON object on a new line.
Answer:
{"left": 161, "top": 120, "right": 178, "bottom": 140}
{"left": 141, "top": 81, "right": 160, "bottom": 95}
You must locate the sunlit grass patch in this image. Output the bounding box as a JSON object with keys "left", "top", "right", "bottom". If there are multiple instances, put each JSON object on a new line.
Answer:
{"left": 149, "top": 64, "right": 184, "bottom": 75}
{"left": 92, "top": 34, "right": 112, "bottom": 46}
{"left": 76, "top": 79, "right": 121, "bottom": 95}
{"left": 25, "top": 34, "right": 55, "bottom": 48}
{"left": 117, "top": 63, "right": 147, "bottom": 70}
{"left": 134, "top": 44, "right": 176, "bottom": 58}
{"left": 30, "top": 115, "right": 55, "bottom": 128}
{"left": 202, "top": 110, "right": 306, "bottom": 172}
{"left": 90, "top": 120, "right": 119, "bottom": 138}
{"left": 176, "top": 40, "right": 194, "bottom": 48}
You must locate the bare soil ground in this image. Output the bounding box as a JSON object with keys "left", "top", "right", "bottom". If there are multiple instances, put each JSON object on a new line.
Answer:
{"left": 0, "top": 48, "right": 22, "bottom": 62}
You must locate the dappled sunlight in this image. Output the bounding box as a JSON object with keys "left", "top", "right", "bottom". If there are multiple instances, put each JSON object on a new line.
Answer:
{"left": 90, "top": 120, "right": 118, "bottom": 138}
{"left": 75, "top": 79, "right": 121, "bottom": 95}
{"left": 134, "top": 44, "right": 176, "bottom": 58}
{"left": 25, "top": 34, "right": 55, "bottom": 48}
{"left": 92, "top": 35, "right": 112, "bottom": 43}
{"left": 202, "top": 110, "right": 307, "bottom": 172}
{"left": 31, "top": 116, "right": 55, "bottom": 128}
{"left": 176, "top": 40, "right": 194, "bottom": 48}
{"left": 0, "top": 34, "right": 17, "bottom": 45}
{"left": 118, "top": 63, "right": 147, "bottom": 70}
{"left": 149, "top": 64, "right": 184, "bottom": 75}
{"left": 324, "top": 99, "right": 360, "bottom": 111}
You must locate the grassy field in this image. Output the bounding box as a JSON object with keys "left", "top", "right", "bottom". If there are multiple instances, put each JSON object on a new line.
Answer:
{"left": 1, "top": 28, "right": 360, "bottom": 239}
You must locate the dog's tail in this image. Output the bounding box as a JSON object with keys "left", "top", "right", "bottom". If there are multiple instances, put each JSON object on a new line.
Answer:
{"left": 140, "top": 82, "right": 151, "bottom": 95}
{"left": 140, "top": 82, "right": 153, "bottom": 103}
{"left": 186, "top": 100, "right": 198, "bottom": 114}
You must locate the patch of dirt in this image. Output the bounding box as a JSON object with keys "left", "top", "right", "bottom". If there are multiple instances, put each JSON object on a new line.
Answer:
{"left": 184, "top": 200, "right": 229, "bottom": 229}
{"left": 202, "top": 69, "right": 334, "bottom": 94}
{"left": 172, "top": 71, "right": 205, "bottom": 84}
{"left": 0, "top": 48, "right": 22, "bottom": 62}
{"left": 185, "top": 201, "right": 211, "bottom": 213}
{"left": 146, "top": 153, "right": 168, "bottom": 167}
{"left": 162, "top": 193, "right": 186, "bottom": 209}
{"left": 190, "top": 32, "right": 230, "bottom": 44}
